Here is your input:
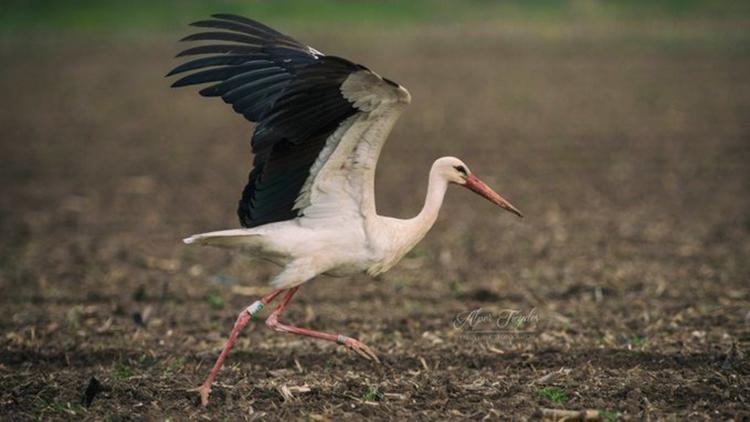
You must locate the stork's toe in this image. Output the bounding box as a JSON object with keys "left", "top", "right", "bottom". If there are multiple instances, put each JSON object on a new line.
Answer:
{"left": 343, "top": 337, "right": 380, "bottom": 363}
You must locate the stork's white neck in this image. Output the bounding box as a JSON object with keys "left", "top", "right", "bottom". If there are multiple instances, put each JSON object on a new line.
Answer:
{"left": 367, "top": 163, "right": 450, "bottom": 276}
{"left": 402, "top": 165, "right": 449, "bottom": 249}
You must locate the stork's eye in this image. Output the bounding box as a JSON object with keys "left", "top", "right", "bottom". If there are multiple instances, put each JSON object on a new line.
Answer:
{"left": 454, "top": 165, "right": 468, "bottom": 176}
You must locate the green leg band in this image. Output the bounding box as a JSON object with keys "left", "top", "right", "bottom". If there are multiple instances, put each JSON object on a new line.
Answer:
{"left": 246, "top": 300, "right": 264, "bottom": 317}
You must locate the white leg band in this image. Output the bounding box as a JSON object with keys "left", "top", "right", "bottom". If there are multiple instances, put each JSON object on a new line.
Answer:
{"left": 245, "top": 301, "right": 264, "bottom": 317}
{"left": 337, "top": 335, "right": 348, "bottom": 345}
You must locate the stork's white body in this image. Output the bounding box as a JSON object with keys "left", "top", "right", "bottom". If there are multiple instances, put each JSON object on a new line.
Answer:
{"left": 185, "top": 204, "right": 444, "bottom": 286}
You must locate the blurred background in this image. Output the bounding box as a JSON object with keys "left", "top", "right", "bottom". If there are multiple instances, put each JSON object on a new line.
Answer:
{"left": 1, "top": 1, "right": 749, "bottom": 419}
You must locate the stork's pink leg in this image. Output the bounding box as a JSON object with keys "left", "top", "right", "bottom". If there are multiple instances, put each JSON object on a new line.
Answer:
{"left": 197, "top": 288, "right": 284, "bottom": 406}
{"left": 265, "top": 287, "right": 380, "bottom": 362}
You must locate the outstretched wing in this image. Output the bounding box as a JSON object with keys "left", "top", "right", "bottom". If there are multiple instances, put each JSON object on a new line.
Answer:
{"left": 168, "top": 14, "right": 410, "bottom": 228}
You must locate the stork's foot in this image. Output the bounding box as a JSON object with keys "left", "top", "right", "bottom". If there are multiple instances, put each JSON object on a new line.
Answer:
{"left": 188, "top": 382, "right": 212, "bottom": 407}
{"left": 340, "top": 336, "right": 380, "bottom": 363}
{"left": 198, "top": 383, "right": 211, "bottom": 407}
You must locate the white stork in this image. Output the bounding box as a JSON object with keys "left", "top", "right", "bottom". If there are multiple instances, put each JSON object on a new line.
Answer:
{"left": 168, "top": 14, "right": 522, "bottom": 406}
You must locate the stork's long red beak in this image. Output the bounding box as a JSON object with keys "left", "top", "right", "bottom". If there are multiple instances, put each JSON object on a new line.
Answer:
{"left": 464, "top": 174, "right": 523, "bottom": 218}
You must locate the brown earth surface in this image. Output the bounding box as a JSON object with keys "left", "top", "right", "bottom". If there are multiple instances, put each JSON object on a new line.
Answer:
{"left": 1, "top": 24, "right": 749, "bottom": 420}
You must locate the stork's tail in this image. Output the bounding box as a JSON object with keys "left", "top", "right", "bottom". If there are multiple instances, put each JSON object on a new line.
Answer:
{"left": 183, "top": 229, "right": 261, "bottom": 249}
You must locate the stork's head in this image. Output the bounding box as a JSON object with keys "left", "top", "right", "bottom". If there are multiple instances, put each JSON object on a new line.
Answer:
{"left": 434, "top": 157, "right": 523, "bottom": 218}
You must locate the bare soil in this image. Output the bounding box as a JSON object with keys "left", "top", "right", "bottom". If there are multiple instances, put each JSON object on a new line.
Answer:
{"left": 1, "top": 26, "right": 749, "bottom": 420}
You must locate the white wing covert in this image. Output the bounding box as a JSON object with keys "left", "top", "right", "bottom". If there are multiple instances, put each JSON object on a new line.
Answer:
{"left": 296, "top": 70, "right": 411, "bottom": 222}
